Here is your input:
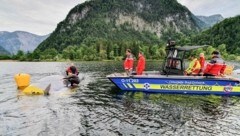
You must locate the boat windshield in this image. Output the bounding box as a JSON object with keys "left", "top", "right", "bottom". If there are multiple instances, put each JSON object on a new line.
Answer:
{"left": 162, "top": 43, "right": 208, "bottom": 75}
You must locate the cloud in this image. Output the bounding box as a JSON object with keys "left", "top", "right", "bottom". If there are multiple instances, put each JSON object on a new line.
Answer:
{"left": 0, "top": 0, "right": 85, "bottom": 35}
{"left": 177, "top": 0, "right": 240, "bottom": 18}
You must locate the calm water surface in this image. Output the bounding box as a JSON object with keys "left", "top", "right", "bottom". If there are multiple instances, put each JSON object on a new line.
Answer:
{"left": 1, "top": 61, "right": 240, "bottom": 136}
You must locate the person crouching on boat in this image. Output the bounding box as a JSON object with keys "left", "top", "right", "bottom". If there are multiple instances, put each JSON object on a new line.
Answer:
{"left": 65, "top": 63, "right": 80, "bottom": 86}
{"left": 184, "top": 55, "right": 201, "bottom": 76}
{"left": 203, "top": 51, "right": 226, "bottom": 77}
{"left": 136, "top": 52, "right": 146, "bottom": 75}
{"left": 124, "top": 49, "right": 134, "bottom": 75}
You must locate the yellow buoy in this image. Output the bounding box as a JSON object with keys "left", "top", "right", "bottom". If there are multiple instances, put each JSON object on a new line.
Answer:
{"left": 22, "top": 85, "right": 44, "bottom": 95}
{"left": 14, "top": 73, "right": 50, "bottom": 95}
{"left": 14, "top": 73, "right": 31, "bottom": 89}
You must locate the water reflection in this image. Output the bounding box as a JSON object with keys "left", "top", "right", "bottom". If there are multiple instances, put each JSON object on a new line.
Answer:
{"left": 104, "top": 81, "right": 240, "bottom": 135}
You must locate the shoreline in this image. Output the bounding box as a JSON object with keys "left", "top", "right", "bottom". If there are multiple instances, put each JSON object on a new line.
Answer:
{"left": 0, "top": 59, "right": 163, "bottom": 62}
{"left": 0, "top": 59, "right": 239, "bottom": 63}
{"left": 0, "top": 60, "right": 19, "bottom": 62}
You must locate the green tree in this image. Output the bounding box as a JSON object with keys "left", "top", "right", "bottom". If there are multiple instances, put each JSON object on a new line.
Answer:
{"left": 13, "top": 50, "right": 24, "bottom": 60}
{"left": 217, "top": 44, "right": 227, "bottom": 59}
{"left": 205, "top": 46, "right": 216, "bottom": 59}
{"left": 227, "top": 54, "right": 237, "bottom": 60}
{"left": 62, "top": 46, "right": 77, "bottom": 60}
{"left": 41, "top": 48, "right": 58, "bottom": 60}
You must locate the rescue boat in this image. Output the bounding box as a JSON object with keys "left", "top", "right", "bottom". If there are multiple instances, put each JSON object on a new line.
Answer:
{"left": 107, "top": 42, "right": 240, "bottom": 95}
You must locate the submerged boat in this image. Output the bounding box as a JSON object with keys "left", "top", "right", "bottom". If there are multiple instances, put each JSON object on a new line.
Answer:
{"left": 107, "top": 42, "right": 240, "bottom": 95}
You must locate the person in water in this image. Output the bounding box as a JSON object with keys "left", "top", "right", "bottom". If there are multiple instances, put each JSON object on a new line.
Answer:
{"left": 65, "top": 63, "right": 80, "bottom": 86}
{"left": 184, "top": 54, "right": 201, "bottom": 76}
{"left": 136, "top": 52, "right": 146, "bottom": 75}
{"left": 124, "top": 49, "right": 134, "bottom": 75}
{"left": 204, "top": 51, "right": 226, "bottom": 76}
{"left": 199, "top": 53, "right": 206, "bottom": 76}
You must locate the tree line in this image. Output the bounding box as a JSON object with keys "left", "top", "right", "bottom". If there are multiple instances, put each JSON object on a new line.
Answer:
{"left": 10, "top": 40, "right": 166, "bottom": 61}
{"left": 1, "top": 39, "right": 238, "bottom": 62}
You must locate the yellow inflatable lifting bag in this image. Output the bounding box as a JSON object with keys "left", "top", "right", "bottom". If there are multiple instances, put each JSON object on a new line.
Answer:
{"left": 14, "top": 73, "right": 30, "bottom": 88}
{"left": 22, "top": 85, "right": 44, "bottom": 95}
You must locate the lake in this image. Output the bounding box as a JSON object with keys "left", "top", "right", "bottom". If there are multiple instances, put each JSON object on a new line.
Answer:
{"left": 1, "top": 61, "right": 240, "bottom": 135}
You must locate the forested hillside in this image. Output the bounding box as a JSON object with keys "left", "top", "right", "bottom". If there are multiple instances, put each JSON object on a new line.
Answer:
{"left": 31, "top": 0, "right": 201, "bottom": 61}
{"left": 37, "top": 0, "right": 200, "bottom": 52}
{"left": 192, "top": 15, "right": 240, "bottom": 55}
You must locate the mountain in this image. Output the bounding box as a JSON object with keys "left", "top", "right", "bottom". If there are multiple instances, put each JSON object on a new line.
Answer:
{"left": 192, "top": 15, "right": 240, "bottom": 54}
{"left": 0, "top": 45, "right": 10, "bottom": 55}
{"left": 196, "top": 14, "right": 224, "bottom": 29}
{"left": 0, "top": 31, "right": 49, "bottom": 55}
{"left": 37, "top": 0, "right": 201, "bottom": 52}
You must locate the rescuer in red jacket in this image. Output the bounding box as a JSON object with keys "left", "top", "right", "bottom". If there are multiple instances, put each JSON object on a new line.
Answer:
{"left": 204, "top": 51, "right": 226, "bottom": 76}
{"left": 136, "top": 52, "right": 146, "bottom": 75}
{"left": 124, "top": 49, "right": 134, "bottom": 75}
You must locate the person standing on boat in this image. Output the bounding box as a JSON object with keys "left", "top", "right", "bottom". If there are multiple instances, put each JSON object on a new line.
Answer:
{"left": 184, "top": 55, "right": 201, "bottom": 76}
{"left": 204, "top": 51, "right": 226, "bottom": 76}
{"left": 124, "top": 49, "right": 134, "bottom": 75}
{"left": 199, "top": 53, "right": 206, "bottom": 75}
{"left": 136, "top": 52, "right": 146, "bottom": 75}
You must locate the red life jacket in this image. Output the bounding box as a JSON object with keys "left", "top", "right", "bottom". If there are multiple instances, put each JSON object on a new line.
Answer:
{"left": 199, "top": 56, "right": 205, "bottom": 70}
{"left": 124, "top": 54, "right": 134, "bottom": 70}
{"left": 136, "top": 54, "right": 146, "bottom": 75}
{"left": 66, "top": 66, "right": 79, "bottom": 75}
{"left": 204, "top": 57, "right": 226, "bottom": 76}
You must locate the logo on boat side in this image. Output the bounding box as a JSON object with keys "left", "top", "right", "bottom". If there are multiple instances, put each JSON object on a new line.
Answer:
{"left": 144, "top": 83, "right": 150, "bottom": 90}
{"left": 165, "top": 80, "right": 205, "bottom": 85}
{"left": 224, "top": 85, "right": 233, "bottom": 93}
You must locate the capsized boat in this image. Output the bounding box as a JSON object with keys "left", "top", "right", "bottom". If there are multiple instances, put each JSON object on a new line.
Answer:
{"left": 107, "top": 42, "right": 240, "bottom": 95}
{"left": 14, "top": 74, "right": 81, "bottom": 95}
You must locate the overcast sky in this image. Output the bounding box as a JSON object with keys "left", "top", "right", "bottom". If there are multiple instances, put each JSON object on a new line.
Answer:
{"left": 177, "top": 0, "right": 240, "bottom": 18}
{"left": 0, "top": 0, "right": 239, "bottom": 35}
